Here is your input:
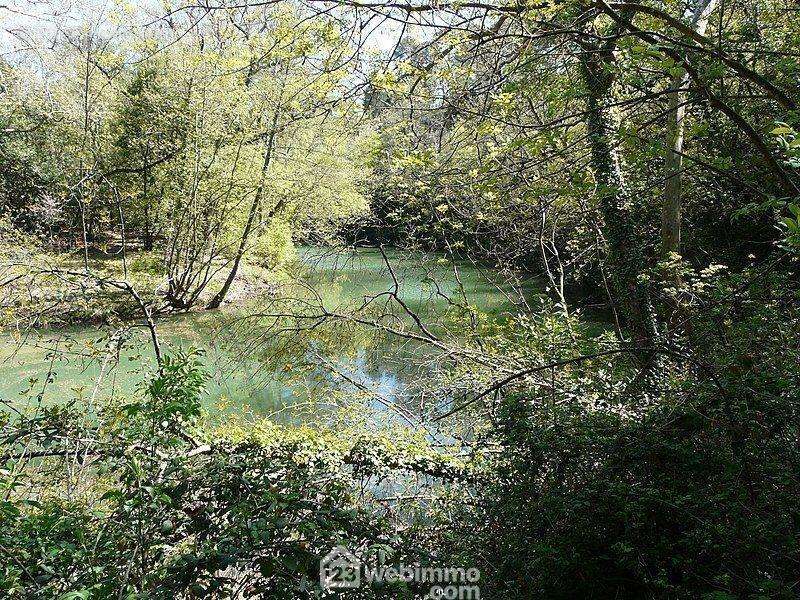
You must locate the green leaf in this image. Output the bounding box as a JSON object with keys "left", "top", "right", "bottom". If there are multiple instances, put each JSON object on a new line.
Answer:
{"left": 59, "top": 592, "right": 91, "bottom": 600}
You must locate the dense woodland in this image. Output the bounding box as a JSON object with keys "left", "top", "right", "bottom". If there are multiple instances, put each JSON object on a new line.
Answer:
{"left": 1, "top": 0, "right": 800, "bottom": 597}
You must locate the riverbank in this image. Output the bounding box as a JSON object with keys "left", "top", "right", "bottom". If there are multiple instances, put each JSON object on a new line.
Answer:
{"left": 0, "top": 249, "right": 280, "bottom": 329}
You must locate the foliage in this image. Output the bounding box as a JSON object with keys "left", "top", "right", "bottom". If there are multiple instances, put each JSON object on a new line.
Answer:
{"left": 443, "top": 271, "right": 800, "bottom": 599}
{"left": 0, "top": 351, "right": 451, "bottom": 598}
{"left": 2, "top": 0, "right": 800, "bottom": 598}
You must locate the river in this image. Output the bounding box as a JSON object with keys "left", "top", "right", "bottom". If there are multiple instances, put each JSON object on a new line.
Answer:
{"left": 1, "top": 247, "right": 541, "bottom": 424}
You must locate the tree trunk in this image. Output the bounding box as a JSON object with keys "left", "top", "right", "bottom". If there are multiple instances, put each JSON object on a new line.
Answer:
{"left": 142, "top": 145, "right": 154, "bottom": 251}
{"left": 143, "top": 203, "right": 153, "bottom": 251}
{"left": 660, "top": 0, "right": 718, "bottom": 257}
{"left": 206, "top": 126, "right": 279, "bottom": 310}
{"left": 581, "top": 41, "right": 657, "bottom": 343}
{"left": 661, "top": 72, "right": 686, "bottom": 257}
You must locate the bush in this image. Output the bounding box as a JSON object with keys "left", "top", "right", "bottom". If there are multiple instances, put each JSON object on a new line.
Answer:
{"left": 0, "top": 351, "right": 422, "bottom": 598}
{"left": 129, "top": 252, "right": 164, "bottom": 275}
{"left": 447, "top": 272, "right": 800, "bottom": 599}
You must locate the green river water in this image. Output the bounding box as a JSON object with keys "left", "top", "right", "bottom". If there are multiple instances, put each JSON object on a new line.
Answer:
{"left": 1, "top": 247, "right": 541, "bottom": 423}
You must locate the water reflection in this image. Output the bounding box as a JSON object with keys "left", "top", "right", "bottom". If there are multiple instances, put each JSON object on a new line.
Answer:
{"left": 1, "top": 247, "right": 540, "bottom": 426}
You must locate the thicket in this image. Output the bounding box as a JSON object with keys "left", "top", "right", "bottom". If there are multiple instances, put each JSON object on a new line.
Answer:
{"left": 2, "top": 0, "right": 800, "bottom": 598}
